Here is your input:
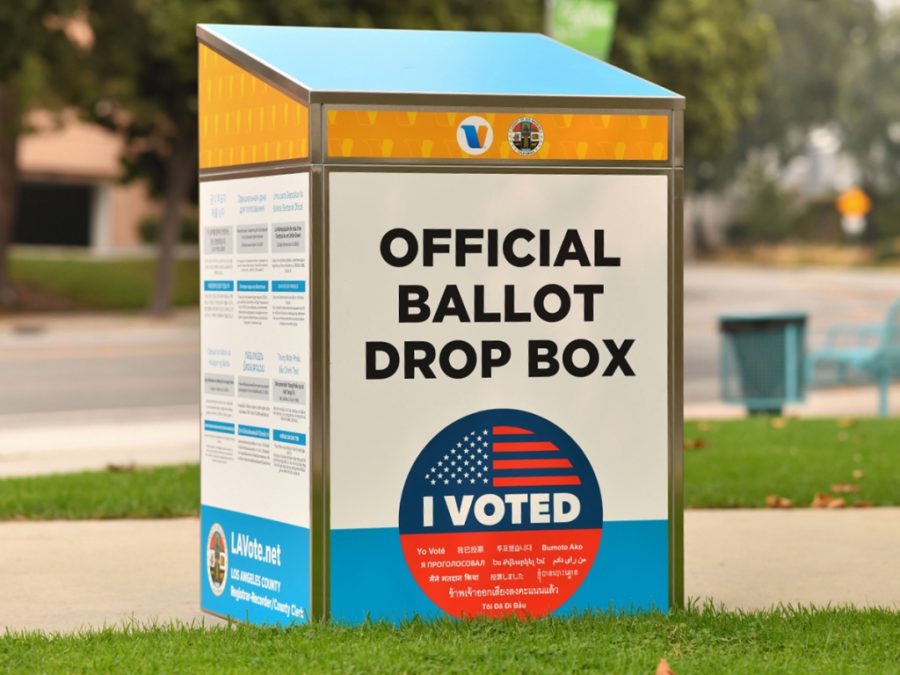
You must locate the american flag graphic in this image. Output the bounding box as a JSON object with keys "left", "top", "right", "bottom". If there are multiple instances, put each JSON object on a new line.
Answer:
{"left": 424, "top": 426, "right": 581, "bottom": 489}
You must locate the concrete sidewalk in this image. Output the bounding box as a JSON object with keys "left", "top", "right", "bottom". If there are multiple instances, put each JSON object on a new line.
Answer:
{"left": 1, "top": 510, "right": 897, "bottom": 633}
{"left": 685, "top": 509, "right": 900, "bottom": 610}
{"left": 685, "top": 383, "right": 900, "bottom": 420}
{"left": 0, "top": 518, "right": 224, "bottom": 633}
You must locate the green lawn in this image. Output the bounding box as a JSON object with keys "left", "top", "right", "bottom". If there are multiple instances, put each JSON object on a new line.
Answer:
{"left": 8, "top": 254, "right": 199, "bottom": 310}
{"left": 0, "top": 464, "right": 198, "bottom": 520}
{"left": 685, "top": 417, "right": 900, "bottom": 508}
{"left": 2, "top": 606, "right": 898, "bottom": 673}
{"left": 1, "top": 418, "right": 897, "bottom": 521}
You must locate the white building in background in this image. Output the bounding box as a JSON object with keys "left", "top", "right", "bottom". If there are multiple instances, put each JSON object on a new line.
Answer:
{"left": 15, "top": 110, "right": 157, "bottom": 254}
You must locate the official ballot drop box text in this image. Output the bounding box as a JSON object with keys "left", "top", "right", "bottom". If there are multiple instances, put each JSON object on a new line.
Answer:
{"left": 197, "top": 24, "right": 684, "bottom": 624}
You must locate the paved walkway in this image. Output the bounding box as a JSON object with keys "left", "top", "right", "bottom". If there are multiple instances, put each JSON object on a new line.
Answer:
{"left": 685, "top": 383, "right": 900, "bottom": 420}
{"left": 685, "top": 509, "right": 900, "bottom": 610}
{"left": 0, "top": 518, "right": 223, "bottom": 633}
{"left": 2, "top": 510, "right": 897, "bottom": 633}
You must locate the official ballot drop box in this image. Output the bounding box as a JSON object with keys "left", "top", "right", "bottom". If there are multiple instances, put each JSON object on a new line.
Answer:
{"left": 197, "top": 24, "right": 684, "bottom": 624}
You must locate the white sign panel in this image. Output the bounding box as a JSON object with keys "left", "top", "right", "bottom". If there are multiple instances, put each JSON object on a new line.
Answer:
{"left": 327, "top": 171, "right": 669, "bottom": 622}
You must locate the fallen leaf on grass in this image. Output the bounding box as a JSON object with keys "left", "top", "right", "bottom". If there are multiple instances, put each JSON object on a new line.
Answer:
{"left": 684, "top": 437, "right": 706, "bottom": 450}
{"left": 830, "top": 483, "right": 860, "bottom": 494}
{"left": 852, "top": 469, "right": 865, "bottom": 480}
{"left": 811, "top": 492, "right": 830, "bottom": 508}
{"left": 106, "top": 463, "right": 138, "bottom": 473}
{"left": 765, "top": 494, "right": 793, "bottom": 508}
{"left": 836, "top": 431, "right": 849, "bottom": 441}
{"left": 811, "top": 492, "right": 831, "bottom": 508}
{"left": 836, "top": 418, "right": 857, "bottom": 429}
{"left": 696, "top": 421, "right": 713, "bottom": 432}
{"left": 811, "top": 493, "right": 848, "bottom": 508}
{"left": 854, "top": 501, "right": 873, "bottom": 508}
{"left": 656, "top": 658, "right": 676, "bottom": 675}
{"left": 770, "top": 417, "right": 787, "bottom": 429}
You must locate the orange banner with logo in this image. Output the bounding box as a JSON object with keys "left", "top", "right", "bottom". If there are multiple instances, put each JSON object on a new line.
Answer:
{"left": 199, "top": 43, "right": 309, "bottom": 169}
{"left": 326, "top": 110, "right": 668, "bottom": 161}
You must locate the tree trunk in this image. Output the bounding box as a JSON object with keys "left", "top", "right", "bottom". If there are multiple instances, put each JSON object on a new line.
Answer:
{"left": 0, "top": 83, "right": 20, "bottom": 308}
{"left": 861, "top": 175, "right": 878, "bottom": 246}
{"left": 150, "top": 133, "right": 197, "bottom": 315}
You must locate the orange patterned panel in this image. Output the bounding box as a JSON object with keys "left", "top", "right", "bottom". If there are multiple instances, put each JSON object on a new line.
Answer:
{"left": 198, "top": 43, "right": 309, "bottom": 169}
{"left": 326, "top": 110, "right": 667, "bottom": 161}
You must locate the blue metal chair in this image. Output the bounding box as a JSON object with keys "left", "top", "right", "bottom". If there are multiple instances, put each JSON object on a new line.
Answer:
{"left": 805, "top": 299, "right": 900, "bottom": 417}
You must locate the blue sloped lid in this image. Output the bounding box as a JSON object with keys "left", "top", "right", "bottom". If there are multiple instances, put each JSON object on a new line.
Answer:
{"left": 198, "top": 24, "right": 682, "bottom": 102}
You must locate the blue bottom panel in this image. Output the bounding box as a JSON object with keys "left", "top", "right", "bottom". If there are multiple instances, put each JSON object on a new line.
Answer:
{"left": 330, "top": 520, "right": 668, "bottom": 624}
{"left": 200, "top": 505, "right": 309, "bottom": 625}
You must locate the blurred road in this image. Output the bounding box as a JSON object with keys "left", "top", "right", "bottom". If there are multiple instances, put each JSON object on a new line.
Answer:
{"left": 685, "top": 264, "right": 900, "bottom": 403}
{"left": 0, "top": 310, "right": 198, "bottom": 414}
{"left": 4, "top": 264, "right": 900, "bottom": 475}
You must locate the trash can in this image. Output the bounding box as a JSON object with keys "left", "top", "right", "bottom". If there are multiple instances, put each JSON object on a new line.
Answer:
{"left": 197, "top": 24, "right": 684, "bottom": 626}
{"left": 719, "top": 313, "right": 807, "bottom": 415}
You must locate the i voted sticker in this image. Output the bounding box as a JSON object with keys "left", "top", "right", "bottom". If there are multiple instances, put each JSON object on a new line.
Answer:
{"left": 399, "top": 409, "right": 602, "bottom": 618}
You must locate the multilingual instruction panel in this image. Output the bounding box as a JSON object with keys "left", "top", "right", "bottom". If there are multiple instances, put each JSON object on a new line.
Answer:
{"left": 199, "top": 171, "right": 311, "bottom": 624}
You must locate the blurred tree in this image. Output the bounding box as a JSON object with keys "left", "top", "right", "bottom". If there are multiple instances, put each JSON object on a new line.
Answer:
{"left": 839, "top": 9, "right": 900, "bottom": 193}
{"left": 0, "top": 2, "right": 90, "bottom": 307}
{"left": 85, "top": 0, "right": 262, "bottom": 316}
{"left": 344, "top": 0, "right": 541, "bottom": 31}
{"left": 745, "top": 0, "right": 877, "bottom": 161}
{"left": 715, "top": 1, "right": 893, "bottom": 245}
{"left": 727, "top": 161, "right": 801, "bottom": 244}
{"left": 710, "top": 0, "right": 878, "bottom": 190}
{"left": 82, "top": 0, "right": 775, "bottom": 312}
{"left": 610, "top": 0, "right": 776, "bottom": 190}
{"left": 85, "top": 0, "right": 542, "bottom": 315}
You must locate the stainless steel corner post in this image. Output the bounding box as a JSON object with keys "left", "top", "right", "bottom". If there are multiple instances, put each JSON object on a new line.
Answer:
{"left": 197, "top": 24, "right": 684, "bottom": 625}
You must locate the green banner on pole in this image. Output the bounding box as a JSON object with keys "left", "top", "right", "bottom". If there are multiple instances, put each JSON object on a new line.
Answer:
{"left": 551, "top": 0, "right": 618, "bottom": 61}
